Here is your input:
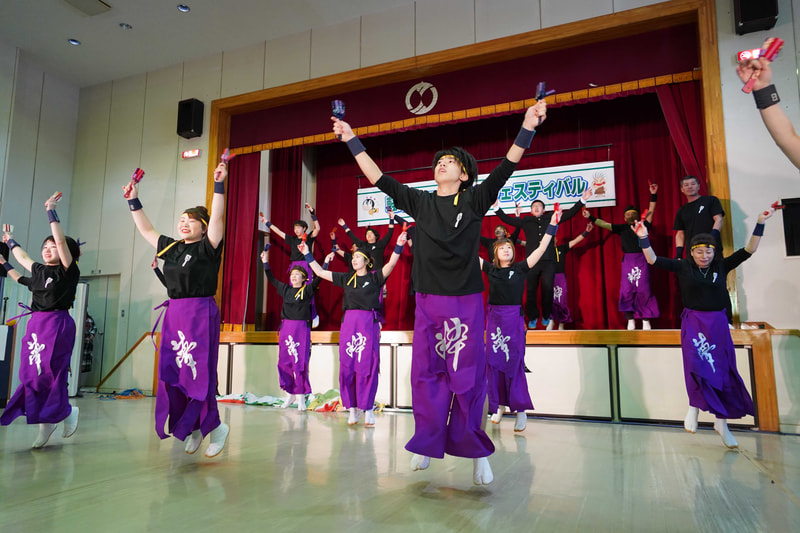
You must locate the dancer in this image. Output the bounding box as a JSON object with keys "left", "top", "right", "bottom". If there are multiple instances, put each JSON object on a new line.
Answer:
{"left": 497, "top": 189, "right": 591, "bottom": 329}
{"left": 123, "top": 162, "right": 229, "bottom": 458}
{"left": 550, "top": 221, "right": 593, "bottom": 330}
{"left": 0, "top": 194, "right": 81, "bottom": 448}
{"left": 298, "top": 232, "right": 406, "bottom": 426}
{"left": 585, "top": 182, "right": 660, "bottom": 330}
{"left": 261, "top": 243, "right": 331, "bottom": 411}
{"left": 635, "top": 206, "right": 774, "bottom": 448}
{"left": 737, "top": 56, "right": 800, "bottom": 169}
{"left": 482, "top": 207, "right": 562, "bottom": 432}
{"left": 480, "top": 201, "right": 522, "bottom": 262}
{"left": 337, "top": 211, "right": 395, "bottom": 271}
{"left": 332, "top": 98, "right": 547, "bottom": 485}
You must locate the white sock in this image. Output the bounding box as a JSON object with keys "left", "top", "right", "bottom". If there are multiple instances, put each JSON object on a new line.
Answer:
{"left": 282, "top": 394, "right": 296, "bottom": 409}
{"left": 627, "top": 319, "right": 635, "bottom": 331}
{"left": 364, "top": 409, "right": 375, "bottom": 427}
{"left": 410, "top": 454, "right": 430, "bottom": 471}
{"left": 473, "top": 457, "right": 494, "bottom": 485}
{"left": 557, "top": 323, "right": 565, "bottom": 330}
{"left": 62, "top": 406, "right": 79, "bottom": 438}
{"left": 545, "top": 320, "right": 554, "bottom": 331}
{"left": 714, "top": 418, "right": 739, "bottom": 449}
{"left": 642, "top": 320, "right": 652, "bottom": 330}
{"left": 514, "top": 412, "right": 527, "bottom": 432}
{"left": 32, "top": 423, "right": 57, "bottom": 449}
{"left": 297, "top": 395, "right": 306, "bottom": 411}
{"left": 490, "top": 407, "right": 504, "bottom": 424}
{"left": 347, "top": 407, "right": 359, "bottom": 425}
{"left": 684, "top": 406, "right": 699, "bottom": 433}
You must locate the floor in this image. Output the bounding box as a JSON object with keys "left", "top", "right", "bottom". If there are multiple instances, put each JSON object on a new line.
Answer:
{"left": 1, "top": 396, "right": 799, "bottom": 533}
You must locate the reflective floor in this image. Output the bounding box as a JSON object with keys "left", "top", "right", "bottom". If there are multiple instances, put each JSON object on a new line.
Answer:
{"left": 1, "top": 397, "right": 799, "bottom": 532}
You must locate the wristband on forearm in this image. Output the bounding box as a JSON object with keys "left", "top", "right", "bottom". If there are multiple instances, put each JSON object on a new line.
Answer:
{"left": 331, "top": 238, "right": 337, "bottom": 248}
{"left": 545, "top": 224, "right": 558, "bottom": 236}
{"left": 303, "top": 252, "right": 315, "bottom": 264}
{"left": 675, "top": 246, "right": 684, "bottom": 259}
{"left": 214, "top": 181, "right": 225, "bottom": 194}
{"left": 650, "top": 193, "right": 657, "bottom": 202}
{"left": 47, "top": 209, "right": 60, "bottom": 223}
{"left": 346, "top": 137, "right": 366, "bottom": 157}
{"left": 310, "top": 213, "right": 318, "bottom": 221}
{"left": 128, "top": 198, "right": 143, "bottom": 211}
{"left": 7, "top": 239, "right": 19, "bottom": 251}
{"left": 264, "top": 220, "right": 271, "bottom": 229}
{"left": 394, "top": 243, "right": 404, "bottom": 255}
{"left": 514, "top": 127, "right": 535, "bottom": 149}
{"left": 753, "top": 84, "right": 780, "bottom": 110}
{"left": 711, "top": 229, "right": 720, "bottom": 239}
{"left": 262, "top": 262, "right": 270, "bottom": 272}
{"left": 2, "top": 262, "right": 13, "bottom": 273}
{"left": 588, "top": 213, "right": 597, "bottom": 223}
{"left": 753, "top": 222, "right": 765, "bottom": 237}
{"left": 581, "top": 230, "right": 590, "bottom": 238}
{"left": 639, "top": 236, "right": 651, "bottom": 249}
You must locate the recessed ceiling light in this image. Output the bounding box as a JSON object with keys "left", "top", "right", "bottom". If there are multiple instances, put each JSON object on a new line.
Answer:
{"left": 177, "top": 4, "right": 190, "bottom": 13}
{"left": 68, "top": 38, "right": 81, "bottom": 46}
{"left": 119, "top": 22, "right": 133, "bottom": 30}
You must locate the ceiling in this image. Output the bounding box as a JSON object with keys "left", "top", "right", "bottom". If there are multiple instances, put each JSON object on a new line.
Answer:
{"left": 0, "top": 0, "right": 415, "bottom": 88}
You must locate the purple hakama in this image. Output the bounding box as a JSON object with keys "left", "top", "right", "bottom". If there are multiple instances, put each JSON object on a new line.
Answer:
{"left": 680, "top": 309, "right": 754, "bottom": 419}
{"left": 551, "top": 273, "right": 572, "bottom": 323}
{"left": 486, "top": 305, "right": 533, "bottom": 413}
{"left": 1, "top": 310, "right": 75, "bottom": 425}
{"left": 278, "top": 319, "right": 312, "bottom": 394}
{"left": 339, "top": 309, "right": 381, "bottom": 410}
{"left": 155, "top": 297, "right": 221, "bottom": 440}
{"left": 406, "top": 293, "right": 494, "bottom": 459}
{"left": 619, "top": 253, "right": 660, "bottom": 319}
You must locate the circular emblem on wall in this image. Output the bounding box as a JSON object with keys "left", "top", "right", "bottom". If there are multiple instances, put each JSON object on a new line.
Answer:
{"left": 405, "top": 81, "right": 439, "bottom": 115}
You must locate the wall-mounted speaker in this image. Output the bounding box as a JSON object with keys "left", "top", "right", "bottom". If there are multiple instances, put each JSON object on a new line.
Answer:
{"left": 177, "top": 98, "right": 204, "bottom": 139}
{"left": 781, "top": 198, "right": 800, "bottom": 257}
{"left": 734, "top": 0, "right": 778, "bottom": 35}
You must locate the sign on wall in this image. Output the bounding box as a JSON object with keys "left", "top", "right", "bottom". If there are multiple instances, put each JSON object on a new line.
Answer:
{"left": 356, "top": 161, "right": 616, "bottom": 226}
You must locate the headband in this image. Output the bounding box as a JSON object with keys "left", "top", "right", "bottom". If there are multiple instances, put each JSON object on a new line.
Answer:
{"left": 182, "top": 212, "right": 208, "bottom": 226}
{"left": 690, "top": 243, "right": 716, "bottom": 250}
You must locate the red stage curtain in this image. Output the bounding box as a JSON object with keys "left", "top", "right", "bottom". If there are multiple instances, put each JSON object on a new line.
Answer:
{"left": 220, "top": 152, "right": 261, "bottom": 327}
{"left": 656, "top": 82, "right": 707, "bottom": 182}
{"left": 262, "top": 147, "right": 304, "bottom": 330}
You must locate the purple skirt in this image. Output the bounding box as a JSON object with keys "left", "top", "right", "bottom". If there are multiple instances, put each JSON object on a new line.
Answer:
{"left": 155, "top": 297, "right": 221, "bottom": 440}
{"left": 339, "top": 309, "right": 381, "bottom": 409}
{"left": 551, "top": 273, "right": 572, "bottom": 323}
{"left": 1, "top": 310, "right": 75, "bottom": 425}
{"left": 278, "top": 319, "right": 312, "bottom": 394}
{"left": 619, "top": 253, "right": 659, "bottom": 319}
{"left": 680, "top": 309, "right": 754, "bottom": 419}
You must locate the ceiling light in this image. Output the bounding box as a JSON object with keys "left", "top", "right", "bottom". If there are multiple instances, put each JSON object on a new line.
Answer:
{"left": 177, "top": 4, "right": 190, "bottom": 13}
{"left": 119, "top": 22, "right": 133, "bottom": 30}
{"left": 68, "top": 38, "right": 81, "bottom": 46}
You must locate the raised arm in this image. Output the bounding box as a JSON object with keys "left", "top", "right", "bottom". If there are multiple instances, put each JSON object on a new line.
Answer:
{"left": 585, "top": 209, "right": 612, "bottom": 231}
{"left": 376, "top": 210, "right": 396, "bottom": 247}
{"left": 496, "top": 208, "right": 523, "bottom": 228}
{"left": 207, "top": 162, "right": 227, "bottom": 249}
{"left": 560, "top": 187, "right": 592, "bottom": 223}
{"left": 2, "top": 232, "right": 34, "bottom": 273}
{"left": 633, "top": 220, "right": 657, "bottom": 265}
{"left": 646, "top": 182, "right": 658, "bottom": 223}
{"left": 261, "top": 214, "right": 286, "bottom": 241}
{"left": 332, "top": 118, "right": 384, "bottom": 185}
{"left": 44, "top": 194, "right": 73, "bottom": 268}
{"left": 298, "top": 241, "right": 333, "bottom": 282}
{"left": 306, "top": 204, "right": 321, "bottom": 239}
{"left": 569, "top": 222, "right": 594, "bottom": 248}
{"left": 0, "top": 249, "right": 23, "bottom": 282}
{"left": 340, "top": 218, "right": 364, "bottom": 247}
{"left": 381, "top": 231, "right": 407, "bottom": 278}
{"left": 505, "top": 100, "right": 547, "bottom": 163}
{"left": 122, "top": 178, "right": 160, "bottom": 248}
{"left": 744, "top": 206, "right": 775, "bottom": 254}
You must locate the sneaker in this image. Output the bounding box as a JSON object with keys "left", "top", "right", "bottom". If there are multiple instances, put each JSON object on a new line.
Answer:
{"left": 541, "top": 318, "right": 551, "bottom": 328}
{"left": 527, "top": 319, "right": 538, "bottom": 329}
{"left": 204, "top": 423, "right": 229, "bottom": 458}
{"left": 62, "top": 406, "right": 79, "bottom": 438}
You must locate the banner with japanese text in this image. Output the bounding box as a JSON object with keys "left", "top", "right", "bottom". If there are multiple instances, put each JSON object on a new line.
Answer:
{"left": 356, "top": 161, "right": 616, "bottom": 226}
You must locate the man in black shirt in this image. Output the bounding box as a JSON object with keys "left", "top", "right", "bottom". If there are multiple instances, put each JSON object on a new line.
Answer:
{"left": 673, "top": 175, "right": 724, "bottom": 258}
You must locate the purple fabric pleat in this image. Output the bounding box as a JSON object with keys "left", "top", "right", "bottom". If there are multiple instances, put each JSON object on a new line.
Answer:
{"left": 551, "top": 273, "right": 572, "bottom": 323}
{"left": 618, "top": 253, "right": 660, "bottom": 319}
{"left": 278, "top": 319, "right": 312, "bottom": 394}
{"left": 486, "top": 304, "right": 533, "bottom": 412}
{"left": 338, "top": 309, "right": 380, "bottom": 410}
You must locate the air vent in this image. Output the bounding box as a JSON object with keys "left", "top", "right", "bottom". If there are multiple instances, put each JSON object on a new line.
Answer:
{"left": 63, "top": 0, "right": 111, "bottom": 16}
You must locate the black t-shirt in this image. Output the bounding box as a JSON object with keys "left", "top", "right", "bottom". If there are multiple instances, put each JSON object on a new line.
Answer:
{"left": 19, "top": 261, "right": 80, "bottom": 311}
{"left": 345, "top": 225, "right": 394, "bottom": 271}
{"left": 653, "top": 248, "right": 750, "bottom": 310}
{"left": 265, "top": 267, "right": 321, "bottom": 321}
{"left": 611, "top": 220, "right": 652, "bottom": 253}
{"left": 497, "top": 200, "right": 584, "bottom": 260}
{"left": 554, "top": 243, "right": 571, "bottom": 274}
{"left": 375, "top": 157, "right": 517, "bottom": 296}
{"left": 331, "top": 270, "right": 386, "bottom": 311}
{"left": 673, "top": 196, "right": 724, "bottom": 246}
{"left": 286, "top": 234, "right": 316, "bottom": 262}
{"left": 482, "top": 260, "right": 530, "bottom": 305}
{"left": 157, "top": 236, "right": 223, "bottom": 299}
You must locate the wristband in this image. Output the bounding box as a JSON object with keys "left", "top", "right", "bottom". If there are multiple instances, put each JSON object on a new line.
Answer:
{"left": 322, "top": 261, "right": 330, "bottom": 271}
{"left": 675, "top": 246, "right": 684, "bottom": 259}
{"left": 128, "top": 198, "right": 143, "bottom": 211}
{"left": 346, "top": 137, "right": 366, "bottom": 157}
{"left": 310, "top": 213, "right": 318, "bottom": 221}
{"left": 214, "top": 181, "right": 225, "bottom": 194}
{"left": 47, "top": 209, "right": 60, "bottom": 224}
{"left": 545, "top": 224, "right": 558, "bottom": 236}
{"left": 262, "top": 262, "right": 270, "bottom": 272}
{"left": 711, "top": 229, "right": 720, "bottom": 239}
{"left": 639, "top": 236, "right": 651, "bottom": 249}
{"left": 588, "top": 214, "right": 597, "bottom": 223}
{"left": 331, "top": 238, "right": 337, "bottom": 246}
{"left": 514, "top": 127, "right": 535, "bottom": 149}
{"left": 753, "top": 222, "right": 765, "bottom": 237}
{"left": 303, "top": 252, "right": 315, "bottom": 264}
{"left": 581, "top": 230, "right": 590, "bottom": 238}
{"left": 2, "top": 262, "right": 13, "bottom": 273}
{"left": 753, "top": 84, "right": 780, "bottom": 110}
{"left": 342, "top": 224, "right": 349, "bottom": 232}
{"left": 7, "top": 239, "right": 19, "bottom": 250}
{"left": 264, "top": 220, "right": 272, "bottom": 229}
{"left": 394, "top": 243, "right": 404, "bottom": 255}
{"left": 650, "top": 193, "right": 657, "bottom": 202}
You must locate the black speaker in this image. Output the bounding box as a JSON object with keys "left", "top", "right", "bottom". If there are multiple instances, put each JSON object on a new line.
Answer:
{"left": 781, "top": 198, "right": 800, "bottom": 257}
{"left": 177, "top": 98, "right": 204, "bottom": 139}
{"left": 734, "top": 0, "right": 778, "bottom": 35}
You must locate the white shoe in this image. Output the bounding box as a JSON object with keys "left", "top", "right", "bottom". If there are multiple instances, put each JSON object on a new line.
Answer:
{"left": 62, "top": 406, "right": 79, "bottom": 438}
{"left": 297, "top": 395, "right": 306, "bottom": 411}
{"left": 714, "top": 419, "right": 739, "bottom": 449}
{"left": 684, "top": 406, "right": 699, "bottom": 434}
{"left": 545, "top": 320, "right": 554, "bottom": 331}
{"left": 514, "top": 412, "right": 527, "bottom": 432}
{"left": 347, "top": 407, "right": 359, "bottom": 425}
{"left": 184, "top": 430, "right": 203, "bottom": 454}
{"left": 627, "top": 319, "right": 635, "bottom": 331}
{"left": 312, "top": 315, "right": 320, "bottom": 328}
{"left": 282, "top": 394, "right": 296, "bottom": 409}
{"left": 364, "top": 410, "right": 375, "bottom": 427}
{"left": 410, "top": 454, "right": 430, "bottom": 471}
{"left": 204, "top": 423, "right": 229, "bottom": 458}
{"left": 490, "top": 407, "right": 504, "bottom": 425}
{"left": 32, "top": 423, "right": 57, "bottom": 449}
{"left": 642, "top": 320, "right": 652, "bottom": 330}
{"left": 557, "top": 323, "right": 565, "bottom": 330}
{"left": 473, "top": 457, "right": 494, "bottom": 485}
